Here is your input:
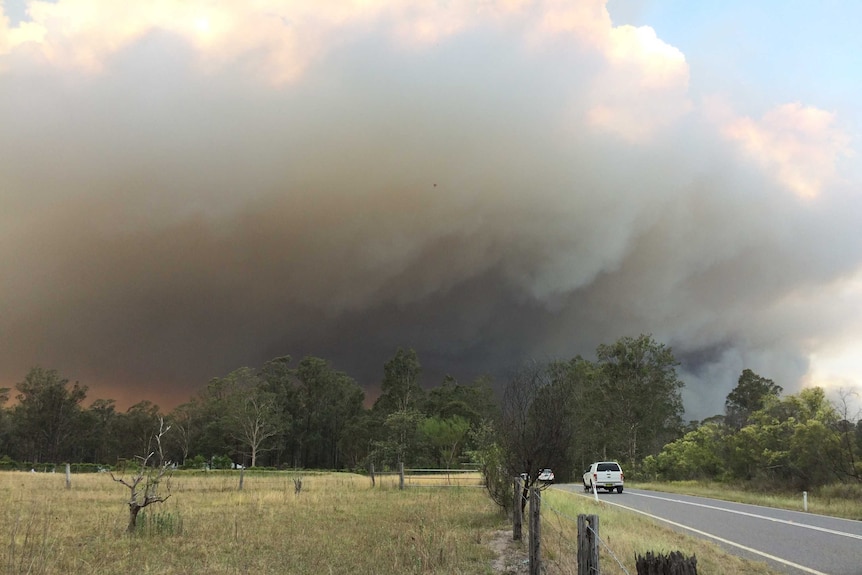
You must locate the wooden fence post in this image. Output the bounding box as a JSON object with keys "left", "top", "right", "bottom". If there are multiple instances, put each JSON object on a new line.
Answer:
{"left": 370, "top": 463, "right": 375, "bottom": 487}
{"left": 65, "top": 463, "right": 71, "bottom": 490}
{"left": 513, "top": 477, "right": 523, "bottom": 541}
{"left": 238, "top": 466, "right": 244, "bottom": 491}
{"left": 577, "top": 514, "right": 599, "bottom": 575}
{"left": 399, "top": 462, "right": 405, "bottom": 490}
{"left": 635, "top": 551, "right": 697, "bottom": 575}
{"left": 529, "top": 487, "right": 541, "bottom": 575}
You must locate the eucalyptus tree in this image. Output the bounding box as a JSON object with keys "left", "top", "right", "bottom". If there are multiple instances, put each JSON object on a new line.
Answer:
{"left": 10, "top": 367, "right": 88, "bottom": 463}
{"left": 424, "top": 374, "right": 497, "bottom": 426}
{"left": 372, "top": 348, "right": 425, "bottom": 468}
{"left": 595, "top": 334, "right": 685, "bottom": 467}
{"left": 219, "top": 367, "right": 281, "bottom": 468}
{"left": 374, "top": 348, "right": 423, "bottom": 414}
{"left": 293, "top": 356, "right": 364, "bottom": 469}
{"left": 420, "top": 415, "right": 470, "bottom": 469}
{"left": 165, "top": 400, "right": 198, "bottom": 466}
{"left": 116, "top": 400, "right": 163, "bottom": 460}
{"left": 725, "top": 369, "right": 783, "bottom": 430}
{"left": 0, "top": 387, "right": 10, "bottom": 456}
{"left": 79, "top": 398, "right": 120, "bottom": 464}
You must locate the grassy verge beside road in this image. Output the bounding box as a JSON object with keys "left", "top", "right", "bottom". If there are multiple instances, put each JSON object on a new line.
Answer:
{"left": 542, "top": 488, "right": 783, "bottom": 575}
{"left": 631, "top": 480, "right": 862, "bottom": 520}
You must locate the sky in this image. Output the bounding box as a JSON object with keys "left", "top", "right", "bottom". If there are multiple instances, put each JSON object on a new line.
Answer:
{"left": 1, "top": 0, "right": 861, "bottom": 421}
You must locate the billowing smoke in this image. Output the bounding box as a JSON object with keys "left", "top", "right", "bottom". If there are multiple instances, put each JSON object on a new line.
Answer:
{"left": 2, "top": 1, "right": 860, "bottom": 419}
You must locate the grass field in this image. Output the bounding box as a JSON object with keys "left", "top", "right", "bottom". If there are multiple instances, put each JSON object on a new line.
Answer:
{"left": 1, "top": 470, "right": 500, "bottom": 574}
{"left": 1, "top": 470, "right": 788, "bottom": 574}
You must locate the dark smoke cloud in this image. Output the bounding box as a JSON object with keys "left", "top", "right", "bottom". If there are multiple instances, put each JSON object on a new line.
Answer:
{"left": 2, "top": 7, "right": 861, "bottom": 420}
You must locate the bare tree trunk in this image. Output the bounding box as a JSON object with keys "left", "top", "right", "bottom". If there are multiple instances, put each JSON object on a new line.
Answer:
{"left": 128, "top": 504, "right": 142, "bottom": 533}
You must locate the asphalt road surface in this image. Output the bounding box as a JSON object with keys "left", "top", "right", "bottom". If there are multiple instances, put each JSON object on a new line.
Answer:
{"left": 554, "top": 485, "right": 862, "bottom": 575}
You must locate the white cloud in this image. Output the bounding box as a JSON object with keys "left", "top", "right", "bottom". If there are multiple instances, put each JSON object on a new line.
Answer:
{"left": 721, "top": 102, "right": 853, "bottom": 199}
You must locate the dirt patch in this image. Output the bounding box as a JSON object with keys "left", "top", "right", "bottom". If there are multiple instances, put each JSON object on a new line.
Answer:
{"left": 488, "top": 529, "right": 530, "bottom": 574}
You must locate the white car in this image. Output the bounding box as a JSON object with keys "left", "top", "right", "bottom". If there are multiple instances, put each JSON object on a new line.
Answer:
{"left": 538, "top": 468, "right": 555, "bottom": 483}
{"left": 583, "top": 461, "right": 624, "bottom": 493}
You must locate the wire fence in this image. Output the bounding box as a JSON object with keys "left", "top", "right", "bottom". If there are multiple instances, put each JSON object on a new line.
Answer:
{"left": 514, "top": 482, "right": 696, "bottom": 575}
{"left": 540, "top": 494, "right": 630, "bottom": 575}
{"left": 367, "top": 463, "right": 484, "bottom": 488}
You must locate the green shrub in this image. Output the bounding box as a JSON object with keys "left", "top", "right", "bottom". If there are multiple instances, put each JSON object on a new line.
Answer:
{"left": 137, "top": 510, "right": 183, "bottom": 536}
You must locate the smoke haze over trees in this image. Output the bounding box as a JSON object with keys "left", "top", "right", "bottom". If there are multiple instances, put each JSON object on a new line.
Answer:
{"left": 3, "top": 336, "right": 858, "bottom": 496}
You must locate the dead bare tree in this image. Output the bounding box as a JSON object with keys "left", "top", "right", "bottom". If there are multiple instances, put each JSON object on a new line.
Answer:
{"left": 500, "top": 360, "right": 575, "bottom": 513}
{"left": 110, "top": 417, "right": 174, "bottom": 533}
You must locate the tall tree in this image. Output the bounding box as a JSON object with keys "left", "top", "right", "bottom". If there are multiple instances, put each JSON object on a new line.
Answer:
{"left": 595, "top": 335, "right": 685, "bottom": 467}
{"left": 0, "top": 387, "right": 10, "bottom": 456}
{"left": 725, "top": 369, "right": 783, "bottom": 430}
{"left": 11, "top": 367, "right": 88, "bottom": 463}
{"left": 192, "top": 376, "right": 239, "bottom": 463}
{"left": 424, "top": 374, "right": 497, "bottom": 426}
{"left": 499, "top": 360, "right": 574, "bottom": 512}
{"left": 166, "top": 400, "right": 199, "bottom": 466}
{"left": 115, "top": 400, "right": 162, "bottom": 460}
{"left": 832, "top": 389, "right": 862, "bottom": 482}
{"left": 80, "top": 398, "right": 119, "bottom": 464}
{"left": 743, "top": 387, "right": 841, "bottom": 488}
{"left": 420, "top": 415, "right": 470, "bottom": 469}
{"left": 371, "top": 349, "right": 425, "bottom": 468}
{"left": 374, "top": 348, "right": 423, "bottom": 414}
{"left": 257, "top": 356, "right": 298, "bottom": 467}
{"left": 553, "top": 356, "right": 604, "bottom": 472}
{"left": 294, "top": 357, "right": 364, "bottom": 469}
{"left": 219, "top": 367, "right": 281, "bottom": 468}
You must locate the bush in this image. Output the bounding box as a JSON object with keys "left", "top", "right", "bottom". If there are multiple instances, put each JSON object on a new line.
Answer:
{"left": 466, "top": 422, "right": 512, "bottom": 516}
{"left": 0, "top": 455, "right": 18, "bottom": 471}
{"left": 183, "top": 455, "right": 207, "bottom": 470}
{"left": 211, "top": 455, "right": 233, "bottom": 470}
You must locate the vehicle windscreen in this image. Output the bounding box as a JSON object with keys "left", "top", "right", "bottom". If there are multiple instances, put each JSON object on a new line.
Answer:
{"left": 597, "top": 463, "right": 620, "bottom": 472}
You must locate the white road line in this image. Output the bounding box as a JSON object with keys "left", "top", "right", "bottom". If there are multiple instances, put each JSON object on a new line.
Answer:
{"left": 572, "top": 493, "right": 830, "bottom": 575}
{"left": 629, "top": 491, "right": 862, "bottom": 542}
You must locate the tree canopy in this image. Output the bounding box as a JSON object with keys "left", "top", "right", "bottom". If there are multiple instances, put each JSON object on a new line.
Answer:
{"left": 2, "top": 338, "right": 859, "bottom": 496}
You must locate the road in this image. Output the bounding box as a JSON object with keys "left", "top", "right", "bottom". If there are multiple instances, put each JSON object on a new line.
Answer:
{"left": 553, "top": 485, "right": 862, "bottom": 575}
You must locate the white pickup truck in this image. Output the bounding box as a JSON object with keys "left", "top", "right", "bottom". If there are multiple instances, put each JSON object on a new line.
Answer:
{"left": 583, "top": 461, "right": 624, "bottom": 493}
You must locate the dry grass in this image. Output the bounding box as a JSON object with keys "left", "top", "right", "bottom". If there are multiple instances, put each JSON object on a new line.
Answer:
{"left": 540, "top": 488, "right": 784, "bottom": 575}
{"left": 632, "top": 480, "right": 862, "bottom": 520}
{"left": 1, "top": 470, "right": 501, "bottom": 574}
{"left": 0, "top": 471, "right": 804, "bottom": 575}
{"left": 378, "top": 471, "right": 484, "bottom": 488}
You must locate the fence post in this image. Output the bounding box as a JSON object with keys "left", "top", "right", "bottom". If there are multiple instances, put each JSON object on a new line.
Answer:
{"left": 238, "top": 466, "right": 244, "bottom": 491}
{"left": 370, "top": 463, "right": 375, "bottom": 487}
{"left": 65, "top": 463, "right": 71, "bottom": 490}
{"left": 529, "top": 487, "right": 541, "bottom": 575}
{"left": 577, "top": 514, "right": 599, "bottom": 575}
{"left": 399, "top": 462, "right": 405, "bottom": 490}
{"left": 635, "top": 551, "right": 697, "bottom": 575}
{"left": 513, "top": 477, "right": 523, "bottom": 541}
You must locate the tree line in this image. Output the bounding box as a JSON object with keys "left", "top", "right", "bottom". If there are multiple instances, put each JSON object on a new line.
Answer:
{"left": 1, "top": 336, "right": 860, "bottom": 496}
{"left": 0, "top": 350, "right": 497, "bottom": 471}
{"left": 643, "top": 369, "right": 862, "bottom": 490}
